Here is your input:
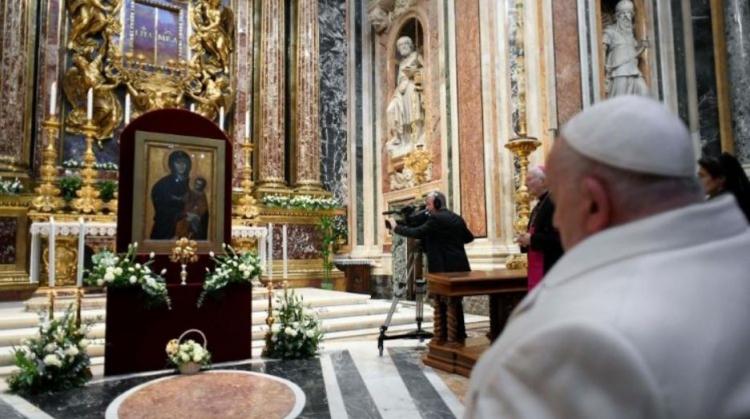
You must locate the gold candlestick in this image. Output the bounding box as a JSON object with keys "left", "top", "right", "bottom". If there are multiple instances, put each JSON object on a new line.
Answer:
{"left": 72, "top": 122, "right": 103, "bottom": 214}
{"left": 170, "top": 237, "right": 198, "bottom": 285}
{"left": 47, "top": 289, "right": 56, "bottom": 320}
{"left": 31, "top": 117, "right": 64, "bottom": 212}
{"left": 265, "top": 278, "right": 275, "bottom": 328}
{"left": 75, "top": 287, "right": 83, "bottom": 328}
{"left": 235, "top": 137, "right": 260, "bottom": 220}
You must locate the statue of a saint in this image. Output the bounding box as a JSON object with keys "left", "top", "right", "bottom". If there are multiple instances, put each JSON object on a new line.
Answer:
{"left": 386, "top": 36, "right": 424, "bottom": 157}
{"left": 603, "top": 0, "right": 649, "bottom": 97}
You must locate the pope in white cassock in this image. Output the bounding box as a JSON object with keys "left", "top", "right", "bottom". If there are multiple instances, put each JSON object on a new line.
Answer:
{"left": 465, "top": 96, "right": 750, "bottom": 419}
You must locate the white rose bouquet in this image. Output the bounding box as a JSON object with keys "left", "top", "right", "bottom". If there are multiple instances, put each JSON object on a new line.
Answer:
{"left": 165, "top": 331, "right": 211, "bottom": 374}
{"left": 197, "top": 244, "right": 261, "bottom": 307}
{"left": 85, "top": 243, "right": 171, "bottom": 308}
{"left": 262, "top": 288, "right": 323, "bottom": 360}
{"left": 7, "top": 307, "right": 92, "bottom": 394}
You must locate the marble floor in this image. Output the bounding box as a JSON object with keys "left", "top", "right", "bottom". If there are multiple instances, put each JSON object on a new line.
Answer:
{"left": 0, "top": 339, "right": 471, "bottom": 418}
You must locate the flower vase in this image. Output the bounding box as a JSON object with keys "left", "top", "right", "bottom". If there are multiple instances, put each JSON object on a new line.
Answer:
{"left": 178, "top": 361, "right": 201, "bottom": 375}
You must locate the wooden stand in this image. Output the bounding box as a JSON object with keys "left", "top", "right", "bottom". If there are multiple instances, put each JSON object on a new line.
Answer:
{"left": 423, "top": 269, "right": 527, "bottom": 377}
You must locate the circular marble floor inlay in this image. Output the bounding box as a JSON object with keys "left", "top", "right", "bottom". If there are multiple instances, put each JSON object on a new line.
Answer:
{"left": 106, "top": 370, "right": 305, "bottom": 419}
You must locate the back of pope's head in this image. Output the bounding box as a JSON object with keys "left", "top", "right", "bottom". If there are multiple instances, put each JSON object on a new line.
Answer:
{"left": 548, "top": 95, "right": 703, "bottom": 249}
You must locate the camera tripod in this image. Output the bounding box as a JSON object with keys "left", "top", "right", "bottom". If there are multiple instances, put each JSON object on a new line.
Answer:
{"left": 378, "top": 238, "right": 433, "bottom": 356}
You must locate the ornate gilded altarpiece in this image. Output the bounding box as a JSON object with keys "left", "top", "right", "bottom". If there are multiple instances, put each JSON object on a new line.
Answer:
{"left": 61, "top": 0, "right": 235, "bottom": 163}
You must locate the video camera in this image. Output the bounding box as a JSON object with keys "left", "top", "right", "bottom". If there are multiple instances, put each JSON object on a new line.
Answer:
{"left": 383, "top": 204, "right": 429, "bottom": 229}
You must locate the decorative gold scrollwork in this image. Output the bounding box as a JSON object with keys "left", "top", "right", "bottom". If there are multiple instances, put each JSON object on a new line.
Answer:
{"left": 62, "top": 0, "right": 235, "bottom": 143}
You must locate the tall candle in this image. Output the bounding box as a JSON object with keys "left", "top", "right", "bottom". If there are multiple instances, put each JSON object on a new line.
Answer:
{"left": 86, "top": 88, "right": 94, "bottom": 121}
{"left": 125, "top": 93, "right": 131, "bottom": 123}
{"left": 268, "top": 223, "right": 273, "bottom": 280}
{"left": 50, "top": 82, "right": 57, "bottom": 116}
{"left": 49, "top": 217, "right": 56, "bottom": 288}
{"left": 282, "top": 224, "right": 288, "bottom": 279}
{"left": 190, "top": 103, "right": 196, "bottom": 113}
{"left": 77, "top": 218, "right": 85, "bottom": 287}
{"left": 219, "top": 106, "right": 225, "bottom": 131}
{"left": 245, "top": 110, "right": 250, "bottom": 139}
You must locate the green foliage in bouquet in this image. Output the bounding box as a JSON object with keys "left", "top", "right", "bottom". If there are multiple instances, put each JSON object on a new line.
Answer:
{"left": 97, "top": 180, "right": 117, "bottom": 202}
{"left": 262, "top": 288, "right": 323, "bottom": 360}
{"left": 7, "top": 307, "right": 92, "bottom": 395}
{"left": 85, "top": 243, "right": 171, "bottom": 308}
{"left": 197, "top": 244, "right": 262, "bottom": 307}
{"left": 58, "top": 175, "right": 82, "bottom": 202}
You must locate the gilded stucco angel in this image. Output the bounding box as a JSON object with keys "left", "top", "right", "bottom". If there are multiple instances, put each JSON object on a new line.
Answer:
{"left": 190, "top": 0, "right": 234, "bottom": 74}
{"left": 63, "top": 52, "right": 122, "bottom": 143}
{"left": 66, "top": 0, "right": 117, "bottom": 51}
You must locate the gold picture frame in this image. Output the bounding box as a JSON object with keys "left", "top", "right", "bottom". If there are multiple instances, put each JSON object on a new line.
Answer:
{"left": 132, "top": 130, "right": 226, "bottom": 254}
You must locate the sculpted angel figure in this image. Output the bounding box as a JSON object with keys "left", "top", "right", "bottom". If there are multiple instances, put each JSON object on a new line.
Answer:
{"left": 190, "top": 0, "right": 233, "bottom": 74}
{"left": 66, "top": 0, "right": 114, "bottom": 51}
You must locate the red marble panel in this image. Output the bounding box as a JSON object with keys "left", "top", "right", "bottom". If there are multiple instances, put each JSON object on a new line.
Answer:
{"left": 455, "top": 0, "right": 487, "bottom": 237}
{"left": 553, "top": 0, "right": 583, "bottom": 125}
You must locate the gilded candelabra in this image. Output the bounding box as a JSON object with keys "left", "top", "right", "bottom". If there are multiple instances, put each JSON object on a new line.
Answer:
{"left": 72, "top": 122, "right": 103, "bottom": 214}
{"left": 31, "top": 117, "right": 64, "bottom": 212}
{"left": 504, "top": 0, "right": 540, "bottom": 270}
{"left": 235, "top": 137, "right": 260, "bottom": 220}
{"left": 170, "top": 237, "right": 199, "bottom": 285}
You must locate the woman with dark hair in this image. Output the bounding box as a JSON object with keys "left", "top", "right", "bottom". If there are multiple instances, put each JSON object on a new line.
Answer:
{"left": 698, "top": 152, "right": 750, "bottom": 222}
{"left": 150, "top": 150, "right": 193, "bottom": 239}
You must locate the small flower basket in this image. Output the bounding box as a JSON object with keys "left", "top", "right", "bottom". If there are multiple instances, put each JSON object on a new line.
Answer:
{"left": 166, "top": 329, "right": 211, "bottom": 375}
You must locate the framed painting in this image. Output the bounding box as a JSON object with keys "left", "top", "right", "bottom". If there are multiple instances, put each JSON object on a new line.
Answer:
{"left": 132, "top": 131, "right": 226, "bottom": 254}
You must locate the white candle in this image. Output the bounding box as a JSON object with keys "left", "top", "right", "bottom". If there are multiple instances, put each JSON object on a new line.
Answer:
{"left": 125, "top": 93, "right": 131, "bottom": 123}
{"left": 30, "top": 229, "right": 40, "bottom": 283}
{"left": 268, "top": 223, "right": 273, "bottom": 280}
{"left": 245, "top": 110, "right": 250, "bottom": 139}
{"left": 50, "top": 82, "right": 57, "bottom": 116}
{"left": 219, "top": 106, "right": 225, "bottom": 131}
{"left": 86, "top": 88, "right": 94, "bottom": 121}
{"left": 282, "top": 224, "right": 288, "bottom": 279}
{"left": 49, "top": 218, "right": 56, "bottom": 288}
{"left": 190, "top": 103, "right": 196, "bottom": 113}
{"left": 77, "top": 218, "right": 85, "bottom": 287}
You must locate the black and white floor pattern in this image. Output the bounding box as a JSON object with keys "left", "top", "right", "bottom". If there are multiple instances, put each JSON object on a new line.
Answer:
{"left": 0, "top": 340, "right": 464, "bottom": 418}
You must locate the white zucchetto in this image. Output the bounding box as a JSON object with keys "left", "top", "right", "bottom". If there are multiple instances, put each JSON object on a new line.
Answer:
{"left": 560, "top": 95, "right": 695, "bottom": 178}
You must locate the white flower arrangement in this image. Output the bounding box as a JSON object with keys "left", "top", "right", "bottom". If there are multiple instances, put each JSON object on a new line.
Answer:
{"left": 261, "top": 194, "right": 340, "bottom": 210}
{"left": 85, "top": 243, "right": 171, "bottom": 308}
{"left": 165, "top": 332, "right": 211, "bottom": 373}
{"left": 0, "top": 177, "right": 23, "bottom": 195}
{"left": 198, "top": 244, "right": 261, "bottom": 307}
{"left": 7, "top": 308, "right": 92, "bottom": 394}
{"left": 62, "top": 159, "right": 119, "bottom": 171}
{"left": 262, "top": 288, "right": 323, "bottom": 360}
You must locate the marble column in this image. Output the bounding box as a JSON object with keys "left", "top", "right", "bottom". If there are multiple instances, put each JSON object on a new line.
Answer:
{"left": 292, "top": 0, "right": 325, "bottom": 193}
{"left": 724, "top": 0, "right": 750, "bottom": 163}
{"left": 0, "top": 0, "right": 37, "bottom": 175}
{"left": 256, "top": 0, "right": 287, "bottom": 192}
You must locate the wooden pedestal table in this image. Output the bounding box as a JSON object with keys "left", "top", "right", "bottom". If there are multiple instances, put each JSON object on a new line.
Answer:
{"left": 424, "top": 269, "right": 527, "bottom": 377}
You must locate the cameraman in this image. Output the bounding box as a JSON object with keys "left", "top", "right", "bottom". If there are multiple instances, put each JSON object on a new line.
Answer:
{"left": 385, "top": 191, "right": 474, "bottom": 273}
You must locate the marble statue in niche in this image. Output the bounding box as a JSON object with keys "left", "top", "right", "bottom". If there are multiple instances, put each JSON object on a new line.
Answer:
{"left": 386, "top": 35, "right": 425, "bottom": 159}
{"left": 603, "top": 0, "right": 649, "bottom": 97}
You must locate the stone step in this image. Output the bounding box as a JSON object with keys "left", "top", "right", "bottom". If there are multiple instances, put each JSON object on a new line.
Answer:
{"left": 252, "top": 301, "right": 393, "bottom": 325}
{"left": 0, "top": 310, "right": 106, "bottom": 330}
{"left": 250, "top": 310, "right": 435, "bottom": 340}
{"left": 0, "top": 323, "right": 105, "bottom": 348}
